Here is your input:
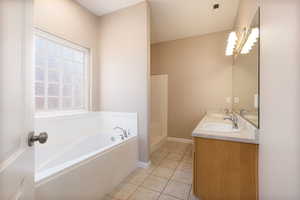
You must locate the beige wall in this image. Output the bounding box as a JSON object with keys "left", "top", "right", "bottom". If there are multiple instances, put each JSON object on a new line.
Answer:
{"left": 259, "top": 0, "right": 300, "bottom": 199}
{"left": 98, "top": 2, "right": 151, "bottom": 162}
{"left": 34, "top": 0, "right": 99, "bottom": 110}
{"left": 151, "top": 31, "right": 232, "bottom": 139}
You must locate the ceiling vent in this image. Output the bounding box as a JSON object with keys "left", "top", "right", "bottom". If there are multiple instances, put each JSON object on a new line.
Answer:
{"left": 213, "top": 3, "right": 220, "bottom": 10}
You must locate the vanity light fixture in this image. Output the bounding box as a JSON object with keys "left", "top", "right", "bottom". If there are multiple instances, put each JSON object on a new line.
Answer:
{"left": 241, "top": 27, "right": 259, "bottom": 54}
{"left": 225, "top": 32, "right": 237, "bottom": 56}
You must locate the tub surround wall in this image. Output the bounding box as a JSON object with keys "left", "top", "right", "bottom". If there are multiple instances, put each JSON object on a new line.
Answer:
{"left": 34, "top": 0, "right": 100, "bottom": 110}
{"left": 151, "top": 31, "right": 233, "bottom": 139}
{"left": 97, "top": 2, "right": 151, "bottom": 163}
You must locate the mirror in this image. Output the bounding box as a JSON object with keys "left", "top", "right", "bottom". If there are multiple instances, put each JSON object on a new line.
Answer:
{"left": 232, "top": 10, "right": 260, "bottom": 127}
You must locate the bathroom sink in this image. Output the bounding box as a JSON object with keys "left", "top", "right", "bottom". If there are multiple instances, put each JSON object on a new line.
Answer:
{"left": 201, "top": 122, "right": 240, "bottom": 133}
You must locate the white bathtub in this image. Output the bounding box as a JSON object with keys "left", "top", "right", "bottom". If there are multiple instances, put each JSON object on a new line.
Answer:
{"left": 35, "top": 112, "right": 138, "bottom": 200}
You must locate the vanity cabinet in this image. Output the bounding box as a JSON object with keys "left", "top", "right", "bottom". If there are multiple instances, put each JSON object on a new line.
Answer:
{"left": 193, "top": 137, "right": 258, "bottom": 200}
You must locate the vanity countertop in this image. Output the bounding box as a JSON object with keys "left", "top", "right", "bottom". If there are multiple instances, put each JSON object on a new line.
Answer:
{"left": 192, "top": 113, "right": 259, "bottom": 144}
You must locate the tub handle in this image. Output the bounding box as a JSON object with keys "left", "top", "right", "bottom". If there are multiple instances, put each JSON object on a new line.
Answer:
{"left": 28, "top": 131, "right": 48, "bottom": 147}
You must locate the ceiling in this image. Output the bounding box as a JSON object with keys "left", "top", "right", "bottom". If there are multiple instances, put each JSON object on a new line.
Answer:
{"left": 76, "top": 0, "right": 145, "bottom": 16}
{"left": 150, "top": 0, "right": 240, "bottom": 43}
{"left": 75, "top": 0, "right": 240, "bottom": 44}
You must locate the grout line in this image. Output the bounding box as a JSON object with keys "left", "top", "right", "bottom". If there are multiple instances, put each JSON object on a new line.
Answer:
{"left": 108, "top": 141, "right": 192, "bottom": 200}
{"left": 125, "top": 169, "right": 153, "bottom": 200}
{"left": 158, "top": 147, "right": 188, "bottom": 200}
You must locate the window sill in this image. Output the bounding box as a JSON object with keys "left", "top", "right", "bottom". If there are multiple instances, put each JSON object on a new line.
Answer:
{"left": 35, "top": 110, "right": 90, "bottom": 119}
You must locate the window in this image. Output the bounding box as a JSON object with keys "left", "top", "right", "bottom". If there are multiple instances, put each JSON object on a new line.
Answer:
{"left": 34, "top": 31, "right": 89, "bottom": 113}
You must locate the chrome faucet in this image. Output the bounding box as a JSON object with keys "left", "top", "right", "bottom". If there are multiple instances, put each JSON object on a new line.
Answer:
{"left": 114, "top": 126, "right": 128, "bottom": 138}
{"left": 119, "top": 134, "right": 125, "bottom": 140}
{"left": 224, "top": 114, "right": 239, "bottom": 129}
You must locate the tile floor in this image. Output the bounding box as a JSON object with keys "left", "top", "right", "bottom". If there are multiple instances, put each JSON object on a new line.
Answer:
{"left": 103, "top": 141, "right": 197, "bottom": 200}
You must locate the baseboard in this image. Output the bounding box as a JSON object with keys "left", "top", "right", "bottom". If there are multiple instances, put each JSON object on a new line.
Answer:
{"left": 137, "top": 161, "right": 152, "bottom": 169}
{"left": 167, "top": 137, "right": 193, "bottom": 144}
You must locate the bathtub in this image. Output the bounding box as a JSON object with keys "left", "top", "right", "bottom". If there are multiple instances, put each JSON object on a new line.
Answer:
{"left": 35, "top": 112, "right": 138, "bottom": 200}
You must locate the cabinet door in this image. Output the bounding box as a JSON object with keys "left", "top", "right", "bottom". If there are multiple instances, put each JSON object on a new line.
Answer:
{"left": 194, "top": 138, "right": 258, "bottom": 200}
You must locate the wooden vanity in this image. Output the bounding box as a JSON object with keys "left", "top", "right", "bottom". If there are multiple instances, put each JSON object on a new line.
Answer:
{"left": 193, "top": 137, "right": 258, "bottom": 200}
{"left": 192, "top": 113, "right": 259, "bottom": 200}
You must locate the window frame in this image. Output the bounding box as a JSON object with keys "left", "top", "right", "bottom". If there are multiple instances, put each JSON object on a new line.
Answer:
{"left": 34, "top": 29, "right": 91, "bottom": 117}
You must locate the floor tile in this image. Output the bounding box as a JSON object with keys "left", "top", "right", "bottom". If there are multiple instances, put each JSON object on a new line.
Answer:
{"left": 152, "top": 150, "right": 169, "bottom": 158}
{"left": 151, "top": 152, "right": 167, "bottom": 161}
{"left": 163, "top": 180, "right": 191, "bottom": 200}
{"left": 157, "top": 146, "right": 170, "bottom": 154}
{"left": 184, "top": 150, "right": 192, "bottom": 157}
{"left": 152, "top": 167, "right": 175, "bottom": 179}
{"left": 101, "top": 195, "right": 117, "bottom": 200}
{"left": 182, "top": 156, "right": 193, "bottom": 164}
{"left": 125, "top": 169, "right": 149, "bottom": 185}
{"left": 177, "top": 162, "right": 192, "bottom": 173}
{"left": 129, "top": 188, "right": 160, "bottom": 200}
{"left": 171, "top": 170, "right": 193, "bottom": 184}
{"left": 110, "top": 183, "right": 138, "bottom": 200}
{"left": 139, "top": 164, "right": 157, "bottom": 174}
{"left": 142, "top": 175, "right": 169, "bottom": 192}
{"left": 159, "top": 194, "right": 181, "bottom": 200}
{"left": 185, "top": 145, "right": 192, "bottom": 151}
{"left": 159, "top": 160, "right": 179, "bottom": 170}
{"left": 109, "top": 142, "right": 195, "bottom": 200}
{"left": 166, "top": 153, "right": 183, "bottom": 161}
{"left": 151, "top": 156, "right": 164, "bottom": 165}
{"left": 185, "top": 149, "right": 192, "bottom": 156}
{"left": 169, "top": 148, "right": 187, "bottom": 155}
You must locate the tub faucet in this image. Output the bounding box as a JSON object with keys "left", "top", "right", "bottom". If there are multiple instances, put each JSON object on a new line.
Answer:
{"left": 224, "top": 114, "right": 239, "bottom": 129}
{"left": 119, "top": 134, "right": 125, "bottom": 140}
{"left": 114, "top": 126, "right": 128, "bottom": 138}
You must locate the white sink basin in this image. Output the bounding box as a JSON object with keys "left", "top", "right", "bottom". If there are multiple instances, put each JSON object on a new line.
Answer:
{"left": 201, "top": 122, "right": 240, "bottom": 133}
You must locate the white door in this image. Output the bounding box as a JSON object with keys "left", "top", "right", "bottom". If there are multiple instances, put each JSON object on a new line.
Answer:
{"left": 0, "top": 0, "right": 40, "bottom": 199}
{"left": 150, "top": 75, "right": 168, "bottom": 150}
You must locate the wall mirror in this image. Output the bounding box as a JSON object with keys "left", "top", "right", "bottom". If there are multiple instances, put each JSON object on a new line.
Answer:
{"left": 232, "top": 10, "right": 260, "bottom": 128}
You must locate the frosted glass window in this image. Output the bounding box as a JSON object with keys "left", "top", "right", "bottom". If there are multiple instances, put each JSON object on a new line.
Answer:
{"left": 35, "top": 83, "right": 44, "bottom": 96}
{"left": 34, "top": 32, "right": 89, "bottom": 112}
{"left": 35, "top": 68, "right": 44, "bottom": 81}
{"left": 48, "top": 71, "right": 59, "bottom": 83}
{"left": 35, "top": 97, "right": 45, "bottom": 110}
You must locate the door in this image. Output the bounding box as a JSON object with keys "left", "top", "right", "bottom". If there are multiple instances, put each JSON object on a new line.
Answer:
{"left": 0, "top": 0, "right": 35, "bottom": 199}
{"left": 150, "top": 75, "right": 168, "bottom": 150}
